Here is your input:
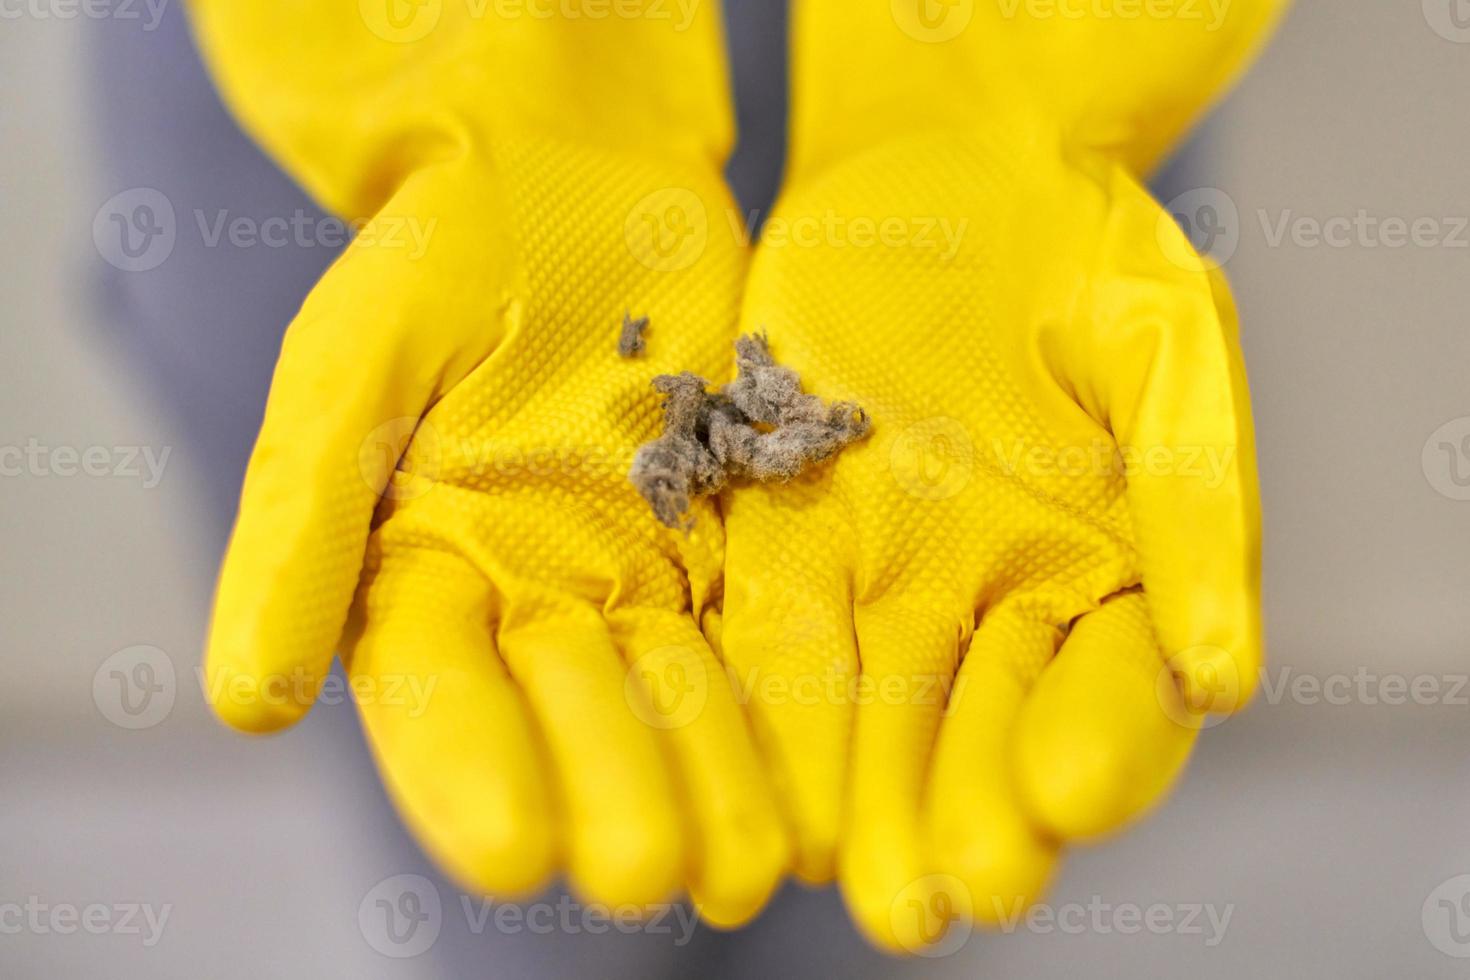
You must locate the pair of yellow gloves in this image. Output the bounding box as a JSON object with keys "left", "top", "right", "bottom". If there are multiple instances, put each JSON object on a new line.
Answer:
{"left": 190, "top": 0, "right": 1283, "bottom": 952}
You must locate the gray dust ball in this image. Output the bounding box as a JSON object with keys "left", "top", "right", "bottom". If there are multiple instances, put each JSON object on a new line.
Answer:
{"left": 629, "top": 333, "right": 871, "bottom": 529}
{"left": 617, "top": 313, "right": 649, "bottom": 358}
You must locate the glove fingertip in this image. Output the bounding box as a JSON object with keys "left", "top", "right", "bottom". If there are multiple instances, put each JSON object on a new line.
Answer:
{"left": 689, "top": 853, "right": 784, "bottom": 931}
{"left": 567, "top": 815, "right": 685, "bottom": 910}
{"left": 787, "top": 802, "right": 841, "bottom": 885}
{"left": 202, "top": 657, "right": 318, "bottom": 735}
{"left": 687, "top": 785, "right": 790, "bottom": 930}
{"left": 1164, "top": 637, "right": 1261, "bottom": 718}
{"left": 1013, "top": 712, "right": 1193, "bottom": 841}
{"left": 924, "top": 806, "right": 1057, "bottom": 930}
{"left": 432, "top": 816, "right": 558, "bottom": 904}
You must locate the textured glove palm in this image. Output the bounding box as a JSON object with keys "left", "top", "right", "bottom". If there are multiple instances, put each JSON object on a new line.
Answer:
{"left": 188, "top": 0, "right": 786, "bottom": 924}
{"left": 720, "top": 0, "right": 1283, "bottom": 951}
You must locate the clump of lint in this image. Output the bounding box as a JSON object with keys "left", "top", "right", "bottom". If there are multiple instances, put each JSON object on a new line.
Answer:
{"left": 629, "top": 333, "right": 871, "bottom": 529}
{"left": 617, "top": 313, "right": 649, "bottom": 358}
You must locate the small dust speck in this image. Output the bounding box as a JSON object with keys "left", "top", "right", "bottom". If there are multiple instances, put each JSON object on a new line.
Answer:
{"left": 618, "top": 313, "right": 649, "bottom": 358}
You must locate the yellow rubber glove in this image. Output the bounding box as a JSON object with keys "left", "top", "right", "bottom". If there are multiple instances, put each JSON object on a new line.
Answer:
{"left": 722, "top": 0, "right": 1285, "bottom": 951}
{"left": 187, "top": 0, "right": 787, "bottom": 925}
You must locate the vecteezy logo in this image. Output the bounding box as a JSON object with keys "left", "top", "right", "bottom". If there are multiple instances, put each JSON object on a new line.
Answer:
{"left": 1423, "top": 874, "right": 1470, "bottom": 956}
{"left": 359, "top": 874, "right": 442, "bottom": 958}
{"left": 1156, "top": 646, "right": 1238, "bottom": 731}
{"left": 890, "top": 417, "right": 973, "bottom": 501}
{"left": 1159, "top": 187, "right": 1240, "bottom": 270}
{"left": 624, "top": 646, "right": 709, "bottom": 730}
{"left": 624, "top": 187, "right": 708, "bottom": 272}
{"left": 1424, "top": 0, "right": 1470, "bottom": 42}
{"left": 1422, "top": 417, "right": 1470, "bottom": 501}
{"left": 359, "top": 0, "right": 442, "bottom": 42}
{"left": 93, "top": 188, "right": 176, "bottom": 273}
{"left": 93, "top": 645, "right": 176, "bottom": 729}
{"left": 891, "top": 874, "right": 972, "bottom": 957}
{"left": 359, "top": 417, "right": 441, "bottom": 502}
{"left": 892, "top": 0, "right": 974, "bottom": 42}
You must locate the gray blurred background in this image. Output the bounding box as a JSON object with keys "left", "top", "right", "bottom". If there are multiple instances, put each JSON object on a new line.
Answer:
{"left": 4, "top": 1, "right": 1470, "bottom": 976}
